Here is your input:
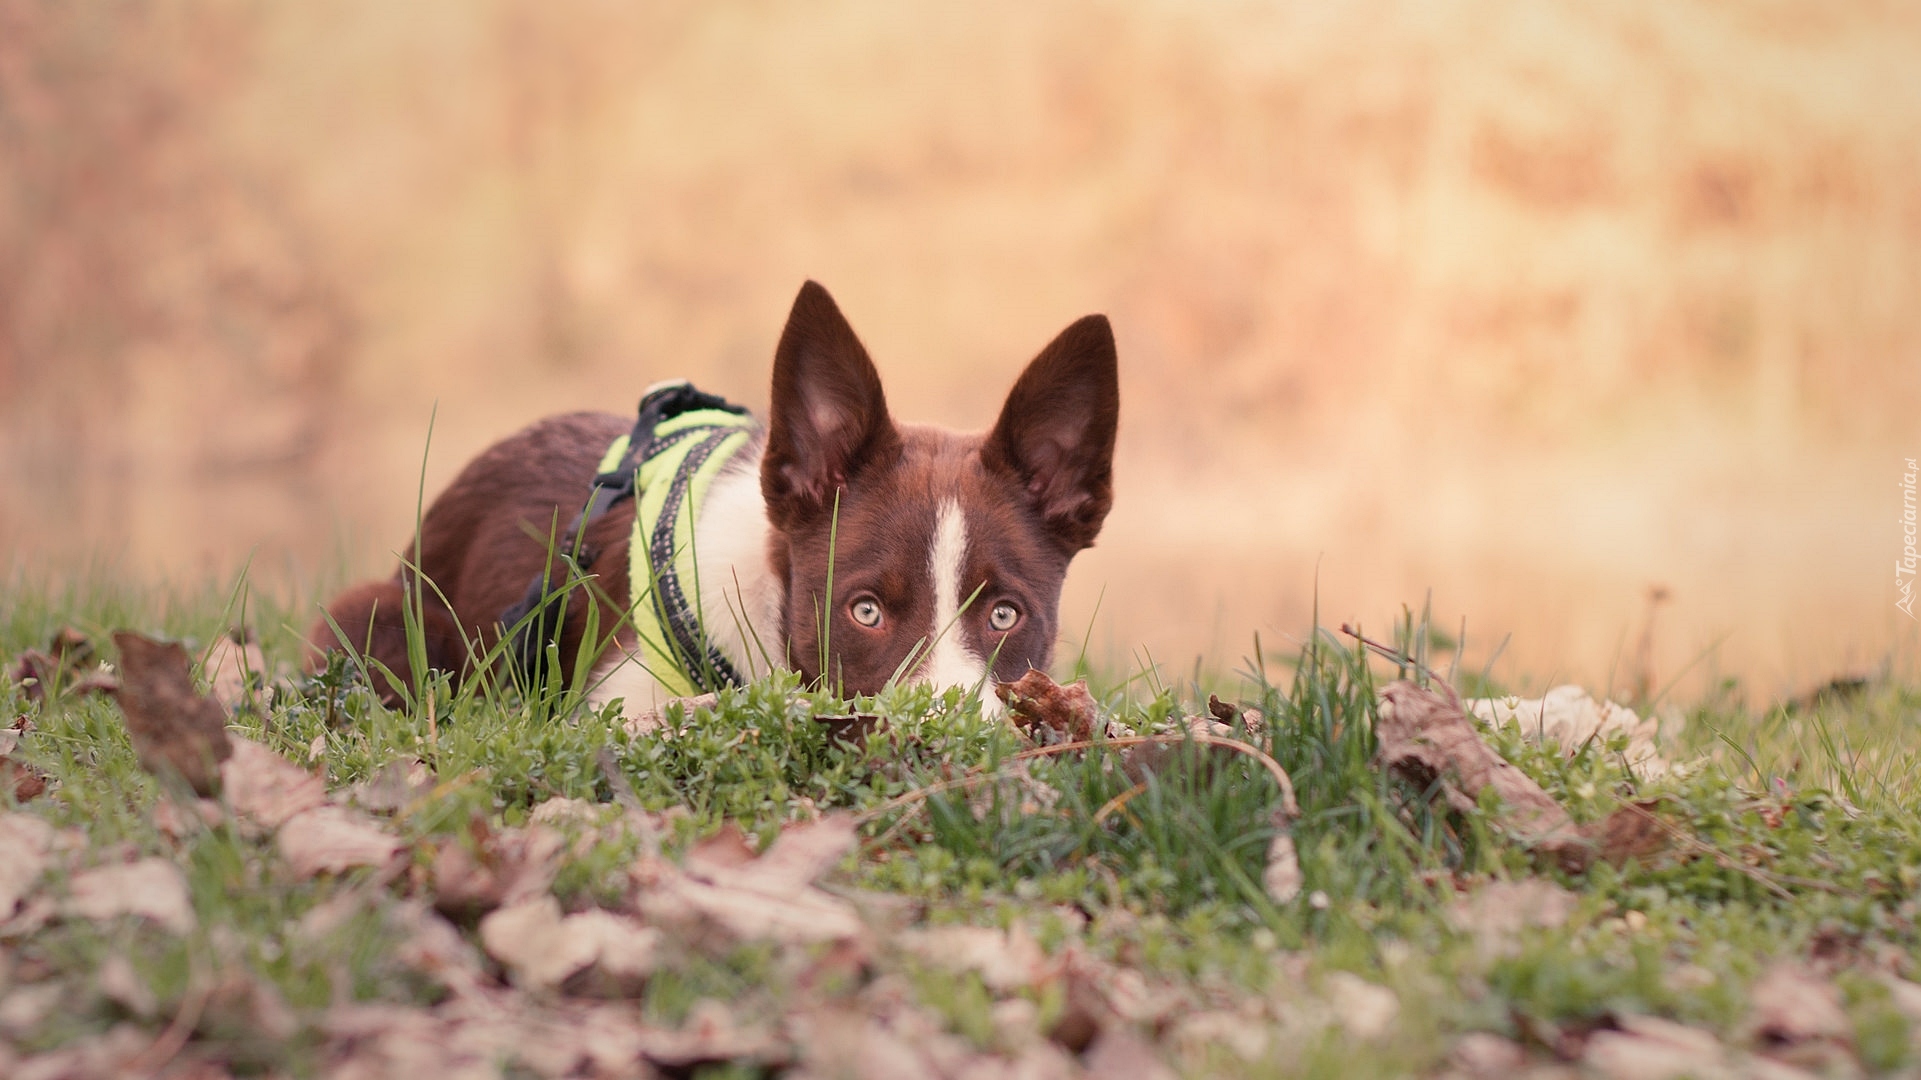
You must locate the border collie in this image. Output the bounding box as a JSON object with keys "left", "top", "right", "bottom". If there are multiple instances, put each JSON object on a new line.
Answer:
{"left": 310, "top": 281, "right": 1118, "bottom": 717}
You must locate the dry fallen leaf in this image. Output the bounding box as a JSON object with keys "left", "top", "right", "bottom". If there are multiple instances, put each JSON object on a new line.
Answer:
{"left": 429, "top": 822, "right": 564, "bottom": 919}
{"left": 898, "top": 924, "right": 1046, "bottom": 992}
{"left": 683, "top": 821, "right": 758, "bottom": 874}
{"left": 1450, "top": 1031, "right": 1528, "bottom": 1076}
{"left": 109, "top": 631, "right": 234, "bottom": 797}
{"left": 389, "top": 902, "right": 490, "bottom": 999}
{"left": 1207, "top": 693, "right": 1267, "bottom": 737}
{"left": 1881, "top": 974, "right": 1921, "bottom": 1023}
{"left": 0, "top": 729, "right": 47, "bottom": 803}
{"left": 719, "top": 813, "right": 858, "bottom": 894}
{"left": 66, "top": 857, "right": 197, "bottom": 935}
{"left": 1376, "top": 681, "right": 1591, "bottom": 870}
{"left": 349, "top": 757, "right": 437, "bottom": 815}
{"left": 623, "top": 692, "right": 718, "bottom": 736}
{"left": 997, "top": 668, "right": 1099, "bottom": 745}
{"left": 0, "top": 812, "right": 55, "bottom": 916}
{"left": 1468, "top": 685, "right": 1672, "bottom": 776}
{"left": 632, "top": 998, "right": 786, "bottom": 1070}
{"left": 97, "top": 953, "right": 158, "bottom": 1020}
{"left": 1170, "top": 1009, "right": 1270, "bottom": 1062}
{"left": 222, "top": 737, "right": 327, "bottom": 832}
{"left": 479, "top": 896, "right": 660, "bottom": 995}
{"left": 6, "top": 628, "right": 98, "bottom": 707}
{"left": 202, "top": 633, "right": 269, "bottom": 714}
{"left": 638, "top": 815, "right": 864, "bottom": 945}
{"left": 1593, "top": 800, "right": 1672, "bottom": 866}
{"left": 278, "top": 806, "right": 405, "bottom": 878}
{"left": 791, "top": 1007, "right": 938, "bottom": 1078}
{"left": 1583, "top": 1015, "right": 1725, "bottom": 1080}
{"left": 1446, "top": 879, "right": 1579, "bottom": 958}
{"left": 1746, "top": 963, "right": 1851, "bottom": 1050}
{"left": 7, "top": 649, "right": 59, "bottom": 707}
{"left": 1328, "top": 972, "right": 1400, "bottom": 1040}
{"left": 323, "top": 1000, "right": 516, "bottom": 1078}
{"left": 1083, "top": 1027, "right": 1177, "bottom": 1080}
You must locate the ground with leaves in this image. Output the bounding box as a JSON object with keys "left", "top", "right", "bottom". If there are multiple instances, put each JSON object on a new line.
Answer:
{"left": 2, "top": 576, "right": 1919, "bottom": 1079}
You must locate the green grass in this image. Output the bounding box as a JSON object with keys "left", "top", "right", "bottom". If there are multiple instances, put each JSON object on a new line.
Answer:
{"left": 2, "top": 566, "right": 1919, "bottom": 1076}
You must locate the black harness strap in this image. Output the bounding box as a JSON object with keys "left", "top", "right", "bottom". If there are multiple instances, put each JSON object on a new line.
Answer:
{"left": 645, "top": 427, "right": 748, "bottom": 691}
{"left": 499, "top": 382, "right": 751, "bottom": 690}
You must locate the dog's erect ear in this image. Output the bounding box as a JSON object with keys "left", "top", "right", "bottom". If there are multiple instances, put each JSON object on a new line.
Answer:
{"left": 762, "top": 281, "right": 900, "bottom": 529}
{"left": 982, "top": 314, "right": 1119, "bottom": 551}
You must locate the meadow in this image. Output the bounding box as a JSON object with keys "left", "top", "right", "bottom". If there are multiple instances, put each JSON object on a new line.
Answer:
{"left": 2, "top": 570, "right": 1917, "bottom": 1078}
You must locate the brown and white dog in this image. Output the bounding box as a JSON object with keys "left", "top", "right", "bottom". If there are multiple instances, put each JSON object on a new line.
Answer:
{"left": 310, "top": 281, "right": 1119, "bottom": 718}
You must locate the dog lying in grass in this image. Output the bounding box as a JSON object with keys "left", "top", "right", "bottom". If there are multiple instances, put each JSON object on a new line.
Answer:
{"left": 311, "top": 281, "right": 1119, "bottom": 718}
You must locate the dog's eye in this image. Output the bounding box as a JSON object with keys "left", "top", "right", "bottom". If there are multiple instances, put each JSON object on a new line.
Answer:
{"left": 988, "top": 602, "right": 1020, "bottom": 632}
{"left": 849, "top": 598, "right": 884, "bottom": 628}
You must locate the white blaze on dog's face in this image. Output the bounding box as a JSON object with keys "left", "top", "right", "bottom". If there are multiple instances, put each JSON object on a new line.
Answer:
{"left": 760, "top": 281, "right": 1119, "bottom": 706}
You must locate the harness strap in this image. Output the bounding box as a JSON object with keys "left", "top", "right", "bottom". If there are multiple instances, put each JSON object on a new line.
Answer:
{"left": 500, "top": 381, "right": 752, "bottom": 692}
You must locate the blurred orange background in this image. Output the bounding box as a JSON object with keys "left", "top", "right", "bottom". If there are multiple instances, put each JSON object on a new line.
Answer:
{"left": 3, "top": 1, "right": 1916, "bottom": 697}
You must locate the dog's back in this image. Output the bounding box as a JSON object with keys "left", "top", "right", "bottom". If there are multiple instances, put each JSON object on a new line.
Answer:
{"left": 314, "top": 412, "right": 636, "bottom": 699}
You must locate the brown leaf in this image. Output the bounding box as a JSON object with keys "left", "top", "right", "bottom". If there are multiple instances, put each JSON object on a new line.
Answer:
{"left": 277, "top": 806, "right": 405, "bottom": 878}
{"left": 97, "top": 953, "right": 158, "bottom": 1020}
{"left": 198, "top": 965, "right": 300, "bottom": 1046}
{"left": 479, "top": 897, "right": 659, "bottom": 995}
{"left": 151, "top": 796, "right": 223, "bottom": 841}
{"left": 633, "top": 998, "right": 785, "bottom": 1070}
{"left": 428, "top": 822, "right": 563, "bottom": 919}
{"left": 7, "top": 649, "right": 58, "bottom": 706}
{"left": 349, "top": 756, "right": 436, "bottom": 814}
{"left": 5, "top": 628, "right": 97, "bottom": 708}
{"left": 683, "top": 821, "right": 759, "bottom": 874}
{"left": 1083, "top": 1027, "right": 1176, "bottom": 1080}
{"left": 791, "top": 1007, "right": 941, "bottom": 1078}
{"left": 1450, "top": 1032, "right": 1528, "bottom": 1077}
{"left": 1170, "top": 1010, "right": 1271, "bottom": 1062}
{"left": 526, "top": 796, "right": 603, "bottom": 827}
{"left": 637, "top": 815, "right": 863, "bottom": 945}
{"left": 1467, "top": 685, "right": 1671, "bottom": 776}
{"left": 623, "top": 692, "right": 718, "bottom": 736}
{"left": 4, "top": 1027, "right": 151, "bottom": 1077}
{"left": 0, "top": 729, "right": 47, "bottom": 803}
{"left": 1375, "top": 681, "right": 1590, "bottom": 870}
{"left": 721, "top": 813, "right": 858, "bottom": 894}
{"left": 997, "top": 668, "right": 1098, "bottom": 745}
{"left": 48, "top": 627, "right": 93, "bottom": 665}
{"left": 1046, "top": 957, "right": 1120, "bottom": 1053}
{"left": 1593, "top": 801, "right": 1671, "bottom": 866}
{"left": 1583, "top": 1015, "right": 1725, "bottom": 1080}
{"left": 108, "top": 631, "right": 233, "bottom": 797}
{"left": 0, "top": 812, "right": 55, "bottom": 916}
{"left": 202, "top": 633, "right": 269, "bottom": 714}
{"left": 1446, "top": 879, "right": 1578, "bottom": 958}
{"left": 66, "top": 857, "right": 197, "bottom": 935}
{"left": 898, "top": 924, "right": 1046, "bottom": 992}
{"left": 1746, "top": 964, "right": 1851, "bottom": 1050}
{"left": 221, "top": 737, "right": 327, "bottom": 831}
{"left": 386, "top": 900, "right": 488, "bottom": 997}
{"left": 1206, "top": 694, "right": 1267, "bottom": 737}
{"left": 1328, "top": 972, "right": 1400, "bottom": 1039}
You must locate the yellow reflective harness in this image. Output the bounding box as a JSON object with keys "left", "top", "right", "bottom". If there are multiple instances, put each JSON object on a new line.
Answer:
{"left": 501, "top": 381, "right": 758, "bottom": 697}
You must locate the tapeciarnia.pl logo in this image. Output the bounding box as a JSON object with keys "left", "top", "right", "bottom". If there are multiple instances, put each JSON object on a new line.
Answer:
{"left": 1901, "top": 457, "right": 1918, "bottom": 619}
